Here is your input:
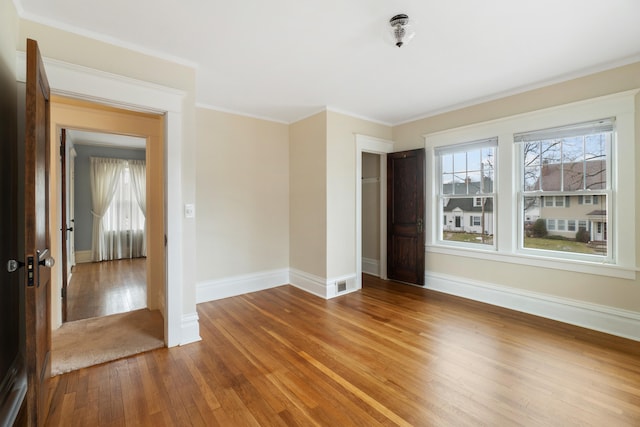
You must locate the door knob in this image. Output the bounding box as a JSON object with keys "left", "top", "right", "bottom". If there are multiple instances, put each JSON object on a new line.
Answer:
{"left": 34, "top": 249, "right": 54, "bottom": 288}
{"left": 6, "top": 259, "right": 25, "bottom": 273}
{"left": 39, "top": 257, "right": 55, "bottom": 268}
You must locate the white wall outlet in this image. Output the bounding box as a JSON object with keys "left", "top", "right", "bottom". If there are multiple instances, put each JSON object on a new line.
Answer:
{"left": 184, "top": 203, "right": 195, "bottom": 218}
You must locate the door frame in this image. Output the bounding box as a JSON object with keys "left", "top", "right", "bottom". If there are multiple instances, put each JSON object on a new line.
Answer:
{"left": 355, "top": 134, "right": 394, "bottom": 289}
{"left": 16, "top": 52, "right": 197, "bottom": 346}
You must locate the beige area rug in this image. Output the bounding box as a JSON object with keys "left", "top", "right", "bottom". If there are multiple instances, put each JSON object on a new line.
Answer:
{"left": 51, "top": 309, "right": 164, "bottom": 376}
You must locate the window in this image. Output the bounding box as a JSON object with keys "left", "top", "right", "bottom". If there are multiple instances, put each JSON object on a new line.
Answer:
{"left": 437, "top": 138, "right": 497, "bottom": 247}
{"left": 516, "top": 118, "right": 612, "bottom": 258}
{"left": 91, "top": 157, "right": 147, "bottom": 261}
{"left": 103, "top": 166, "right": 145, "bottom": 233}
{"left": 426, "top": 92, "right": 635, "bottom": 277}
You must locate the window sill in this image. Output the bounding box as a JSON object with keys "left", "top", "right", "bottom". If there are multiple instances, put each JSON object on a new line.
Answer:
{"left": 426, "top": 244, "right": 637, "bottom": 280}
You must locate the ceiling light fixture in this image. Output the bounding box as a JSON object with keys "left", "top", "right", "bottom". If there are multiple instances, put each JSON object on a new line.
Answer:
{"left": 389, "top": 14, "right": 415, "bottom": 48}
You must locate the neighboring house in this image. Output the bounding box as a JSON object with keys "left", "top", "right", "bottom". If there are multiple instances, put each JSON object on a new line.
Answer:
{"left": 443, "top": 196, "right": 494, "bottom": 235}
{"left": 526, "top": 160, "right": 608, "bottom": 242}
{"left": 442, "top": 177, "right": 494, "bottom": 235}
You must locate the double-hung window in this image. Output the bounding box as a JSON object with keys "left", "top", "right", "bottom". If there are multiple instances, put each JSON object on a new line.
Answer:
{"left": 436, "top": 138, "right": 497, "bottom": 247}
{"left": 516, "top": 118, "right": 613, "bottom": 260}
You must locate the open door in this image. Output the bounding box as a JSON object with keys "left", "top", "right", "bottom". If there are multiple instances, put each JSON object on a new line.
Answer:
{"left": 0, "top": 22, "right": 26, "bottom": 427}
{"left": 24, "top": 38, "right": 54, "bottom": 426}
{"left": 60, "top": 128, "right": 71, "bottom": 322}
{"left": 387, "top": 148, "right": 425, "bottom": 285}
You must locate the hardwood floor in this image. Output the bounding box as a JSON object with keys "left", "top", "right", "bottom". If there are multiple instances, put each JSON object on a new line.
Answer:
{"left": 45, "top": 275, "right": 640, "bottom": 426}
{"left": 66, "top": 258, "right": 147, "bottom": 322}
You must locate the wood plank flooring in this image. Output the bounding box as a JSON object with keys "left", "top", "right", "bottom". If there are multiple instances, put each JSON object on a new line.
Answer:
{"left": 66, "top": 258, "right": 147, "bottom": 321}
{"left": 45, "top": 275, "right": 640, "bottom": 426}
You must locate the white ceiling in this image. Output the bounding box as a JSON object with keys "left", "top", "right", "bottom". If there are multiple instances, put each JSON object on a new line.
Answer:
{"left": 17, "top": 0, "right": 640, "bottom": 125}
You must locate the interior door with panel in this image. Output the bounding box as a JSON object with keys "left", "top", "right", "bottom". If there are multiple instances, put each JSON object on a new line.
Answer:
{"left": 24, "top": 38, "right": 54, "bottom": 427}
{"left": 387, "top": 148, "right": 425, "bottom": 286}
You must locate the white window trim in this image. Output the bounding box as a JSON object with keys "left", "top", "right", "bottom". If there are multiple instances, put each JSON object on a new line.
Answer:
{"left": 435, "top": 139, "right": 497, "bottom": 250}
{"left": 424, "top": 89, "right": 639, "bottom": 279}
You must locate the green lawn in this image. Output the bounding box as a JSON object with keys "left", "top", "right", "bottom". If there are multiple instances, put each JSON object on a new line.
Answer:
{"left": 443, "top": 232, "right": 493, "bottom": 245}
{"left": 444, "top": 232, "right": 600, "bottom": 254}
{"left": 523, "top": 237, "right": 597, "bottom": 254}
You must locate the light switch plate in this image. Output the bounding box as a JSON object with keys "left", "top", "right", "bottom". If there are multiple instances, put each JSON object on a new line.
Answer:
{"left": 184, "top": 203, "right": 195, "bottom": 218}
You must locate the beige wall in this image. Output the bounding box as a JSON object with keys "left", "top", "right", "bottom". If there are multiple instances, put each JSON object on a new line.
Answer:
{"left": 393, "top": 62, "right": 640, "bottom": 312}
{"left": 393, "top": 62, "right": 640, "bottom": 151}
{"left": 289, "top": 112, "right": 327, "bottom": 278}
{"left": 195, "top": 108, "right": 290, "bottom": 281}
{"left": 326, "top": 111, "right": 391, "bottom": 279}
{"left": 18, "top": 18, "right": 199, "bottom": 319}
{"left": 49, "top": 99, "right": 165, "bottom": 328}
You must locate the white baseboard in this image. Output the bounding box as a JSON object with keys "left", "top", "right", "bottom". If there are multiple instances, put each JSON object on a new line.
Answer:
{"left": 362, "top": 257, "right": 380, "bottom": 276}
{"left": 180, "top": 312, "right": 201, "bottom": 345}
{"left": 289, "top": 269, "right": 329, "bottom": 298}
{"left": 425, "top": 272, "right": 640, "bottom": 342}
{"left": 196, "top": 269, "right": 289, "bottom": 303}
{"left": 75, "top": 250, "right": 92, "bottom": 263}
{"left": 289, "top": 269, "right": 358, "bottom": 299}
{"left": 196, "top": 268, "right": 360, "bottom": 305}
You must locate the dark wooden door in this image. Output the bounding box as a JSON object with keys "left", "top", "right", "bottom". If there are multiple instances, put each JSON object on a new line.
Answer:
{"left": 0, "top": 23, "right": 26, "bottom": 427}
{"left": 60, "top": 129, "right": 69, "bottom": 322}
{"left": 387, "top": 149, "right": 425, "bottom": 285}
{"left": 24, "top": 38, "right": 53, "bottom": 427}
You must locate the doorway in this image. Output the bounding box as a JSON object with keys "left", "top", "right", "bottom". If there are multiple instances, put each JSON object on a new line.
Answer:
{"left": 15, "top": 49, "right": 191, "bottom": 348}
{"left": 361, "top": 152, "right": 382, "bottom": 277}
{"left": 355, "top": 134, "right": 394, "bottom": 288}
{"left": 49, "top": 98, "right": 166, "bottom": 374}
{"left": 61, "top": 129, "right": 148, "bottom": 322}
{"left": 51, "top": 96, "right": 166, "bottom": 328}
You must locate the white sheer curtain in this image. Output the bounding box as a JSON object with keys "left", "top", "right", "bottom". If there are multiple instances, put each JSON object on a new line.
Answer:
{"left": 91, "top": 157, "right": 146, "bottom": 261}
{"left": 90, "top": 157, "right": 124, "bottom": 261}
{"left": 128, "top": 160, "right": 147, "bottom": 256}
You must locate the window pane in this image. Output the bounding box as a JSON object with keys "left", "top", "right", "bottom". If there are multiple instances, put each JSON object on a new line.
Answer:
{"left": 586, "top": 160, "right": 606, "bottom": 190}
{"left": 541, "top": 141, "right": 562, "bottom": 165}
{"left": 523, "top": 142, "right": 540, "bottom": 167}
{"left": 562, "top": 162, "right": 584, "bottom": 191}
{"left": 441, "top": 196, "right": 493, "bottom": 245}
{"left": 442, "top": 173, "right": 454, "bottom": 195}
{"left": 453, "top": 173, "right": 466, "bottom": 195}
{"left": 523, "top": 197, "right": 540, "bottom": 222}
{"left": 441, "top": 154, "right": 453, "bottom": 174}
{"left": 523, "top": 194, "right": 607, "bottom": 256}
{"left": 482, "top": 148, "right": 495, "bottom": 192}
{"left": 467, "top": 150, "right": 481, "bottom": 171}
{"left": 524, "top": 166, "right": 540, "bottom": 191}
{"left": 453, "top": 152, "right": 466, "bottom": 174}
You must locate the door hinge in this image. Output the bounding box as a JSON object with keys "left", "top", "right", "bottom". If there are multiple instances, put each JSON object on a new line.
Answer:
{"left": 60, "top": 144, "right": 64, "bottom": 158}
{"left": 61, "top": 287, "right": 66, "bottom": 298}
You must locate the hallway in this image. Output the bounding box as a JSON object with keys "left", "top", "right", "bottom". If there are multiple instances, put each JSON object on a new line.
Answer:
{"left": 67, "top": 258, "right": 147, "bottom": 322}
